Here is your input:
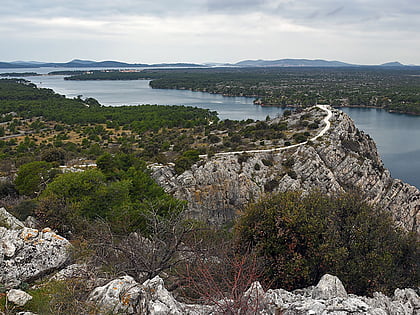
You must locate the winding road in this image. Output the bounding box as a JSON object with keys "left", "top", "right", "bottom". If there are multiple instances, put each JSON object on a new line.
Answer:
{"left": 208, "top": 105, "right": 333, "bottom": 157}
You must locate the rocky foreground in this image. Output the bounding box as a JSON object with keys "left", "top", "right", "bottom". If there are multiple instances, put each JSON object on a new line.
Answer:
{"left": 1, "top": 194, "right": 419, "bottom": 314}
{"left": 88, "top": 273, "right": 420, "bottom": 315}
{"left": 152, "top": 107, "right": 420, "bottom": 233}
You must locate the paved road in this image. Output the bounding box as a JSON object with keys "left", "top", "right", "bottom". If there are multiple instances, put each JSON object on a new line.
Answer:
{"left": 204, "top": 105, "right": 333, "bottom": 157}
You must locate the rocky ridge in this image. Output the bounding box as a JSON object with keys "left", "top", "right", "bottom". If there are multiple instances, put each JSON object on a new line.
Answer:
{"left": 151, "top": 107, "right": 420, "bottom": 233}
{"left": 88, "top": 273, "right": 420, "bottom": 314}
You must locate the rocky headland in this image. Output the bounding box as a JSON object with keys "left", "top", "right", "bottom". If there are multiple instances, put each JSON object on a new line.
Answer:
{"left": 152, "top": 107, "right": 420, "bottom": 233}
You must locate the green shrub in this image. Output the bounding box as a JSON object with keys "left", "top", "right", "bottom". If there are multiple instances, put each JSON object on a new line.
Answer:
{"left": 14, "top": 161, "right": 55, "bottom": 196}
{"left": 283, "top": 110, "right": 292, "bottom": 117}
{"left": 174, "top": 150, "right": 200, "bottom": 174}
{"left": 263, "top": 179, "right": 279, "bottom": 192}
{"left": 235, "top": 190, "right": 419, "bottom": 295}
{"left": 308, "top": 122, "right": 319, "bottom": 129}
{"left": 282, "top": 157, "right": 294, "bottom": 168}
{"left": 237, "top": 153, "right": 250, "bottom": 164}
{"left": 261, "top": 159, "right": 273, "bottom": 167}
{"left": 37, "top": 156, "right": 185, "bottom": 234}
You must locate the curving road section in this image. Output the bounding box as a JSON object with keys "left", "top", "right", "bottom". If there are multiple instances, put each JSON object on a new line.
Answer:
{"left": 208, "top": 105, "right": 333, "bottom": 157}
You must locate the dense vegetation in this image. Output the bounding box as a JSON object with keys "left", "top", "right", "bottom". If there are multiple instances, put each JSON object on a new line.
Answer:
{"left": 64, "top": 67, "right": 420, "bottom": 115}
{"left": 34, "top": 153, "right": 185, "bottom": 235}
{"left": 235, "top": 190, "right": 419, "bottom": 295}
{"left": 0, "top": 79, "right": 325, "bottom": 173}
{"left": 0, "top": 79, "right": 217, "bottom": 126}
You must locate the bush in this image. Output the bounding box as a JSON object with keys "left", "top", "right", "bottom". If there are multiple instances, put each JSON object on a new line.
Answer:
{"left": 308, "top": 122, "right": 319, "bottom": 129}
{"left": 174, "top": 150, "right": 200, "bottom": 174}
{"left": 12, "top": 199, "right": 38, "bottom": 221}
{"left": 234, "top": 190, "right": 419, "bottom": 295}
{"left": 261, "top": 159, "right": 273, "bottom": 167}
{"left": 283, "top": 110, "right": 292, "bottom": 117}
{"left": 237, "top": 153, "right": 250, "bottom": 164}
{"left": 208, "top": 134, "right": 221, "bottom": 144}
{"left": 36, "top": 157, "right": 185, "bottom": 234}
{"left": 293, "top": 133, "right": 307, "bottom": 143}
{"left": 14, "top": 161, "right": 55, "bottom": 196}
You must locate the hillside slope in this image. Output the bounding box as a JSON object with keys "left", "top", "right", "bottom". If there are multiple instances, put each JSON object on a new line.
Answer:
{"left": 152, "top": 108, "right": 419, "bottom": 233}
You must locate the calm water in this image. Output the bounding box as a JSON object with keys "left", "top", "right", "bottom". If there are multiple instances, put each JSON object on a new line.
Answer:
{"left": 340, "top": 108, "right": 420, "bottom": 188}
{"left": 27, "top": 75, "right": 285, "bottom": 121}
{"left": 2, "top": 69, "right": 419, "bottom": 188}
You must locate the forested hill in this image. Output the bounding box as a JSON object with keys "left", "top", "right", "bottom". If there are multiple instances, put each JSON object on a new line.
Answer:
{"left": 64, "top": 67, "right": 420, "bottom": 115}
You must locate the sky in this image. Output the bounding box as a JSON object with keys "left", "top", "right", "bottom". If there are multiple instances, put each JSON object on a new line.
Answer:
{"left": 0, "top": 0, "right": 419, "bottom": 65}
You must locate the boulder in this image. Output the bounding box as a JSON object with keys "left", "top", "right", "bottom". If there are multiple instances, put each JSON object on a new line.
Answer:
{"left": 311, "top": 274, "right": 348, "bottom": 300}
{"left": 49, "top": 263, "right": 89, "bottom": 281}
{"left": 88, "top": 275, "right": 143, "bottom": 314}
{"left": 89, "top": 275, "right": 211, "bottom": 315}
{"left": 0, "top": 207, "right": 25, "bottom": 230}
{"left": 0, "top": 209, "right": 71, "bottom": 288}
{"left": 7, "top": 289, "right": 33, "bottom": 306}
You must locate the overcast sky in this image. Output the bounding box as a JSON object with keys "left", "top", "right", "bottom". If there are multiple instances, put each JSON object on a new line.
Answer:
{"left": 1, "top": 0, "right": 419, "bottom": 64}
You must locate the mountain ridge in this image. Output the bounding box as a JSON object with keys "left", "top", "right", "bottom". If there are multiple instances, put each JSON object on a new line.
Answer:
{"left": 0, "top": 59, "right": 204, "bottom": 69}
{"left": 0, "top": 59, "right": 417, "bottom": 69}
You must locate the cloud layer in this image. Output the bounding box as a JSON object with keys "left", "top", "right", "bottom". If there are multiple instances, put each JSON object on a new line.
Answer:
{"left": 1, "top": 0, "right": 419, "bottom": 64}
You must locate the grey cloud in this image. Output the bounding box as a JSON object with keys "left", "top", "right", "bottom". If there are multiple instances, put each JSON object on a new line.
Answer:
{"left": 4, "top": 0, "right": 419, "bottom": 23}
{"left": 0, "top": 0, "right": 205, "bottom": 19}
{"left": 2, "top": 0, "right": 419, "bottom": 38}
{"left": 326, "top": 6, "right": 344, "bottom": 17}
{"left": 206, "top": 0, "right": 267, "bottom": 12}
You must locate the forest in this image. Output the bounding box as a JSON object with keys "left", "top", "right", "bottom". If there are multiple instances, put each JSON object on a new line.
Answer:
{"left": 64, "top": 67, "right": 420, "bottom": 115}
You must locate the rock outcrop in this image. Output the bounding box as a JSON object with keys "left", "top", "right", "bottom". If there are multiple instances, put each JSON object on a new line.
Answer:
{"left": 151, "top": 107, "right": 420, "bottom": 233}
{"left": 89, "top": 274, "right": 420, "bottom": 314}
{"left": 88, "top": 275, "right": 210, "bottom": 315}
{"left": 0, "top": 208, "right": 71, "bottom": 288}
{"left": 7, "top": 289, "right": 33, "bottom": 307}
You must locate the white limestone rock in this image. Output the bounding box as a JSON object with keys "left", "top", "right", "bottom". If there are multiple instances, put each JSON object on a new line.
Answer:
{"left": 7, "top": 289, "right": 32, "bottom": 306}
{"left": 312, "top": 274, "right": 348, "bottom": 300}
{"left": 89, "top": 275, "right": 215, "bottom": 315}
{"left": 89, "top": 275, "right": 143, "bottom": 314}
{"left": 89, "top": 274, "right": 420, "bottom": 315}
{"left": 0, "top": 207, "right": 25, "bottom": 230}
{"left": 140, "top": 276, "right": 186, "bottom": 314}
{"left": 49, "top": 263, "right": 89, "bottom": 281}
{"left": 0, "top": 213, "right": 71, "bottom": 288}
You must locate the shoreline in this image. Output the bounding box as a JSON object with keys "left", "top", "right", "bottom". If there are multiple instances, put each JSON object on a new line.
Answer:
{"left": 256, "top": 103, "right": 420, "bottom": 116}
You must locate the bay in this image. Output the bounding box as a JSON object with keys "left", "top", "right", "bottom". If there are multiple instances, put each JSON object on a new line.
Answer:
{"left": 2, "top": 69, "right": 419, "bottom": 188}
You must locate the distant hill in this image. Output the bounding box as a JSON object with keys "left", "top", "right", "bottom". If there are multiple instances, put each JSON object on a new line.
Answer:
{"left": 379, "top": 61, "right": 405, "bottom": 67}
{"left": 233, "top": 59, "right": 354, "bottom": 67}
{"left": 0, "top": 59, "right": 416, "bottom": 69}
{"left": 0, "top": 59, "right": 204, "bottom": 69}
